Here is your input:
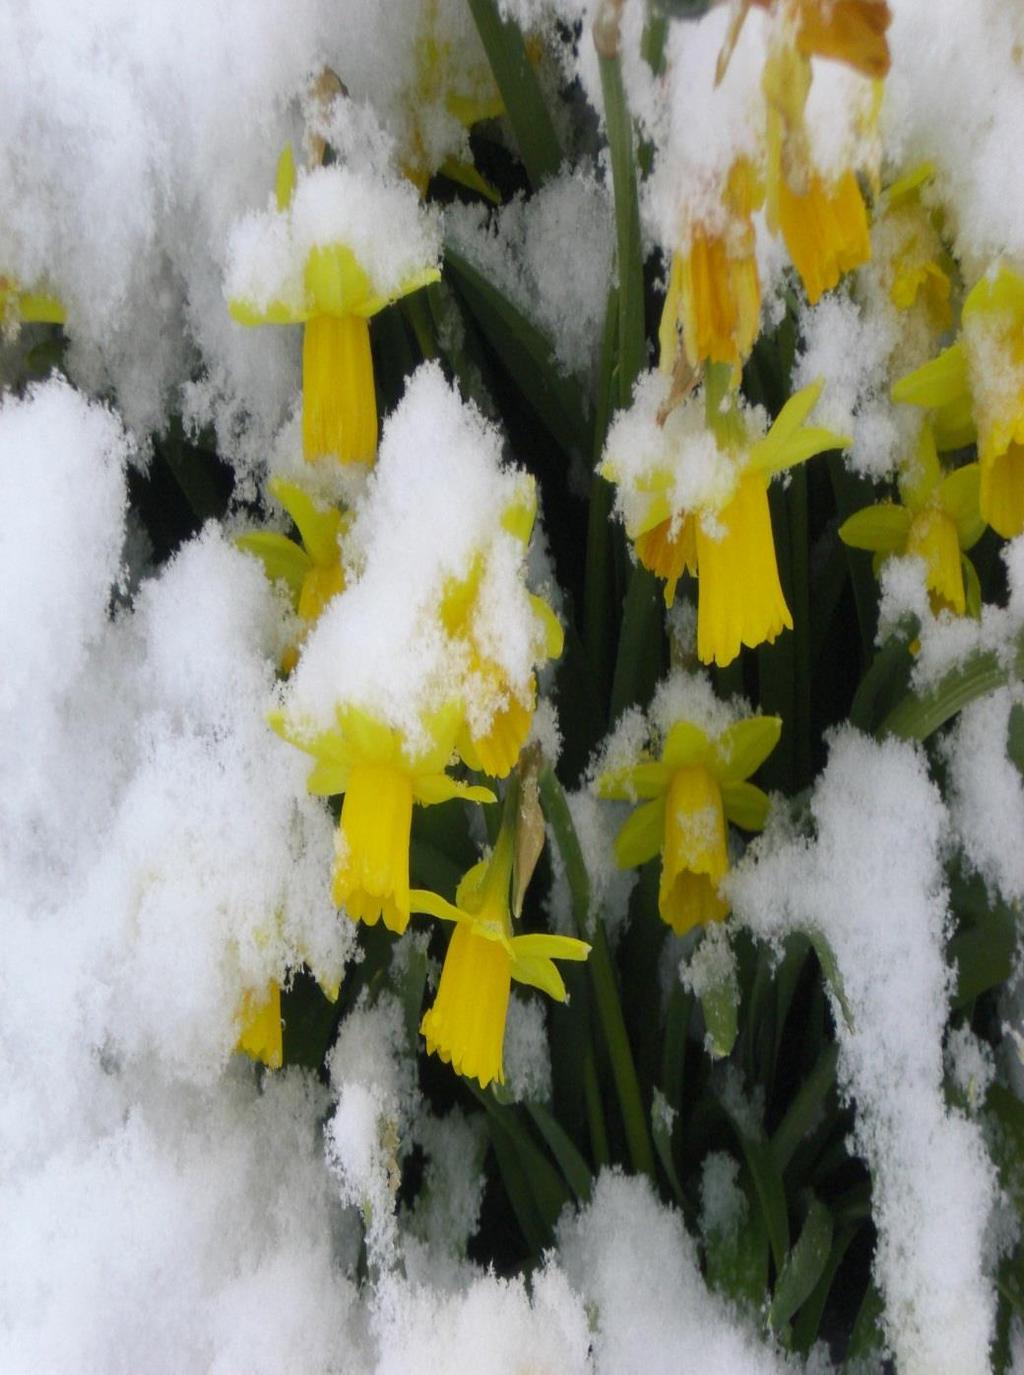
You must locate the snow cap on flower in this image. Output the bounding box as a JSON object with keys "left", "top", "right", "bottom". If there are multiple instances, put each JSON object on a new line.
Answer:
{"left": 281, "top": 362, "right": 561, "bottom": 764}
{"left": 225, "top": 147, "right": 441, "bottom": 328}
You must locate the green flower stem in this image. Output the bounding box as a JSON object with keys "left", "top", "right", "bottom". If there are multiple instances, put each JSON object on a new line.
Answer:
{"left": 827, "top": 453, "right": 878, "bottom": 664}
{"left": 466, "top": 0, "right": 563, "bottom": 190}
{"left": 584, "top": 1049, "right": 611, "bottom": 1170}
{"left": 595, "top": 4, "right": 646, "bottom": 406}
{"left": 879, "top": 647, "right": 1015, "bottom": 742}
{"left": 583, "top": 286, "right": 621, "bottom": 709}
{"left": 788, "top": 466, "right": 813, "bottom": 785}
{"left": 400, "top": 290, "right": 438, "bottom": 361}
{"left": 610, "top": 562, "right": 664, "bottom": 722}
{"left": 539, "top": 765, "right": 655, "bottom": 1178}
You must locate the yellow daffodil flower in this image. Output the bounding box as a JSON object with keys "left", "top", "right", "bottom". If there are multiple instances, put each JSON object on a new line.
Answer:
{"left": 440, "top": 481, "right": 564, "bottom": 778}
{"left": 229, "top": 147, "right": 440, "bottom": 466}
{"left": 401, "top": 0, "right": 504, "bottom": 198}
{"left": 238, "top": 476, "right": 349, "bottom": 671}
{"left": 877, "top": 164, "right": 952, "bottom": 331}
{"left": 274, "top": 704, "right": 495, "bottom": 934}
{"left": 762, "top": 21, "right": 872, "bottom": 304}
{"left": 411, "top": 825, "right": 589, "bottom": 1088}
{"left": 787, "top": 0, "right": 891, "bottom": 78}
{"left": 893, "top": 266, "right": 1024, "bottom": 537}
{"left": 236, "top": 981, "right": 283, "bottom": 1070}
{"left": 839, "top": 425, "right": 984, "bottom": 616}
{"left": 658, "top": 160, "right": 763, "bottom": 376}
{"left": 598, "top": 713, "right": 781, "bottom": 936}
{"left": 606, "top": 374, "right": 850, "bottom": 667}
{"left": 0, "top": 274, "right": 65, "bottom": 332}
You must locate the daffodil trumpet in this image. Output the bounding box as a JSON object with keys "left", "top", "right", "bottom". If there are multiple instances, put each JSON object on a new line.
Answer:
{"left": 274, "top": 703, "right": 495, "bottom": 934}
{"left": 412, "top": 817, "right": 590, "bottom": 1089}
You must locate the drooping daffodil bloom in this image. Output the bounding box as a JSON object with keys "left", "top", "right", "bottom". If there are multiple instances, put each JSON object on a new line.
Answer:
{"left": 602, "top": 370, "right": 850, "bottom": 667}
{"left": 412, "top": 824, "right": 590, "bottom": 1088}
{"left": 598, "top": 713, "right": 782, "bottom": 936}
{"left": 761, "top": 12, "right": 873, "bottom": 304}
{"left": 658, "top": 158, "right": 763, "bottom": 379}
{"left": 840, "top": 424, "right": 984, "bottom": 617}
{"left": 875, "top": 164, "right": 952, "bottom": 331}
{"left": 440, "top": 479, "right": 564, "bottom": 778}
{"left": 273, "top": 703, "right": 494, "bottom": 934}
{"left": 227, "top": 146, "right": 441, "bottom": 466}
{"left": 893, "top": 266, "right": 1024, "bottom": 538}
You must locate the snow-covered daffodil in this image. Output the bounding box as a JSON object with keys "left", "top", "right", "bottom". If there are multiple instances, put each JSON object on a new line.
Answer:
{"left": 761, "top": 16, "right": 873, "bottom": 304}
{"left": 876, "top": 164, "right": 952, "bottom": 331}
{"left": 273, "top": 703, "right": 494, "bottom": 934}
{"left": 228, "top": 146, "right": 440, "bottom": 466}
{"left": 598, "top": 713, "right": 781, "bottom": 936}
{"left": 840, "top": 424, "right": 983, "bottom": 617}
{"left": 658, "top": 159, "right": 763, "bottom": 377}
{"left": 603, "top": 373, "right": 849, "bottom": 667}
{"left": 412, "top": 824, "right": 589, "bottom": 1088}
{"left": 440, "top": 480, "right": 564, "bottom": 778}
{"left": 893, "top": 266, "right": 1024, "bottom": 538}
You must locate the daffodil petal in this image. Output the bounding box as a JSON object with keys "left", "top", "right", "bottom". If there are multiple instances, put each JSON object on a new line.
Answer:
{"left": 615, "top": 797, "right": 666, "bottom": 869}
{"left": 306, "top": 759, "right": 351, "bottom": 796}
{"left": 747, "top": 378, "right": 823, "bottom": 469}
{"left": 939, "top": 464, "right": 984, "bottom": 550}
{"left": 839, "top": 504, "right": 912, "bottom": 553}
{"left": 709, "top": 716, "right": 782, "bottom": 783}
{"left": 720, "top": 779, "right": 771, "bottom": 831}
{"left": 409, "top": 889, "right": 469, "bottom": 923}
{"left": 511, "top": 933, "right": 591, "bottom": 962}
{"left": 235, "top": 531, "right": 310, "bottom": 599}
{"left": 269, "top": 477, "right": 343, "bottom": 568}
{"left": 229, "top": 297, "right": 307, "bottom": 326}
{"left": 662, "top": 721, "right": 710, "bottom": 769}
{"left": 509, "top": 954, "right": 566, "bottom": 1001}
{"left": 412, "top": 776, "right": 497, "bottom": 806}
{"left": 891, "top": 342, "right": 969, "bottom": 410}
{"left": 749, "top": 377, "right": 850, "bottom": 472}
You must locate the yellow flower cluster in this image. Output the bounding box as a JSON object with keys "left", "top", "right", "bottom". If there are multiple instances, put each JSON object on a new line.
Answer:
{"left": 661, "top": 0, "right": 888, "bottom": 380}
